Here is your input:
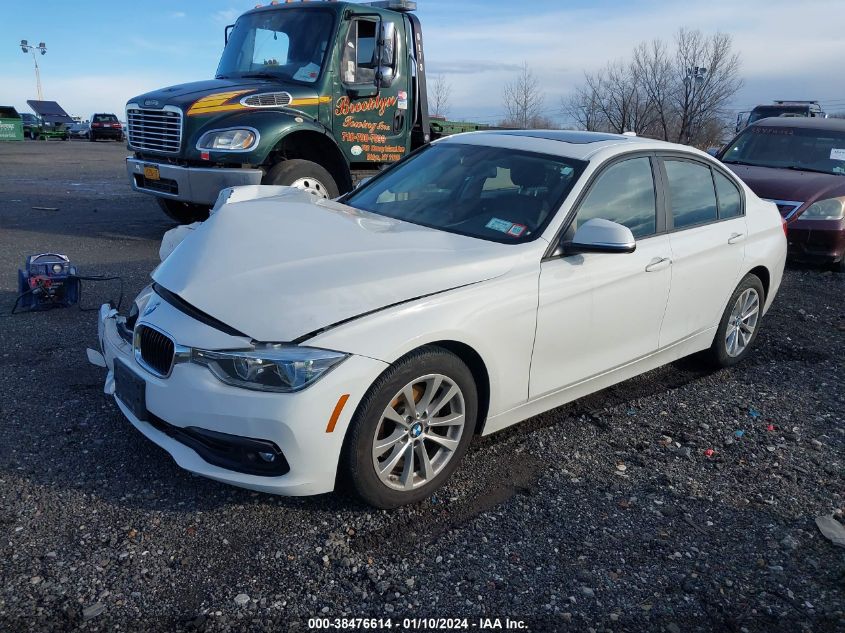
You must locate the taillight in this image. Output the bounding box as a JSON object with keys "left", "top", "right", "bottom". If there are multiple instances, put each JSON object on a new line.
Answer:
{"left": 782, "top": 218, "right": 788, "bottom": 236}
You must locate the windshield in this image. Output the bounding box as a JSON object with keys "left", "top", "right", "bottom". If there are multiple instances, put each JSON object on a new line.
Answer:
{"left": 748, "top": 106, "right": 811, "bottom": 124}
{"left": 217, "top": 9, "right": 334, "bottom": 84}
{"left": 344, "top": 143, "right": 587, "bottom": 243}
{"left": 723, "top": 125, "right": 845, "bottom": 175}
{"left": 93, "top": 114, "right": 117, "bottom": 122}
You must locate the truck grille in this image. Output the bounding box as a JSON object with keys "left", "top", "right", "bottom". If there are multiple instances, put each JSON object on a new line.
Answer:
{"left": 127, "top": 108, "right": 182, "bottom": 153}
{"left": 136, "top": 325, "right": 175, "bottom": 377}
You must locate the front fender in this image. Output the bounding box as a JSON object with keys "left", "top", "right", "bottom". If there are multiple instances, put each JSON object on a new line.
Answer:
{"left": 184, "top": 109, "right": 331, "bottom": 164}
{"left": 303, "top": 261, "right": 543, "bottom": 423}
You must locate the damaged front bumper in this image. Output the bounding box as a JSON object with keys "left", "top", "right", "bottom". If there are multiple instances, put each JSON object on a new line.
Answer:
{"left": 89, "top": 293, "right": 388, "bottom": 496}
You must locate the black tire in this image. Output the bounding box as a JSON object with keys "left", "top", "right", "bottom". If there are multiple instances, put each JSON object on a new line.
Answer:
{"left": 707, "top": 274, "right": 765, "bottom": 368}
{"left": 263, "top": 159, "right": 339, "bottom": 199}
{"left": 341, "top": 345, "right": 478, "bottom": 509}
{"left": 157, "top": 198, "right": 210, "bottom": 224}
{"left": 88, "top": 134, "right": 95, "bottom": 142}
{"left": 833, "top": 256, "right": 845, "bottom": 274}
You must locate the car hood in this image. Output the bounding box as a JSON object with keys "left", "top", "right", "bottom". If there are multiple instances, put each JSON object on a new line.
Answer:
{"left": 723, "top": 163, "right": 845, "bottom": 213}
{"left": 128, "top": 79, "right": 317, "bottom": 111}
{"left": 152, "top": 192, "right": 519, "bottom": 342}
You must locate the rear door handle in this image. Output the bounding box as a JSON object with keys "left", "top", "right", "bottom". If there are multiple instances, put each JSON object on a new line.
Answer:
{"left": 645, "top": 257, "right": 672, "bottom": 272}
{"left": 728, "top": 232, "right": 745, "bottom": 244}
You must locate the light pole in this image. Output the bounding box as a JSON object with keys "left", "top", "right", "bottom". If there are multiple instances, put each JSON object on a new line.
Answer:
{"left": 20, "top": 39, "right": 47, "bottom": 101}
{"left": 684, "top": 66, "right": 707, "bottom": 145}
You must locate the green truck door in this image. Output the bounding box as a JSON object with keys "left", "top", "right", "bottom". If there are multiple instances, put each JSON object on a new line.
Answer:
{"left": 333, "top": 14, "right": 411, "bottom": 165}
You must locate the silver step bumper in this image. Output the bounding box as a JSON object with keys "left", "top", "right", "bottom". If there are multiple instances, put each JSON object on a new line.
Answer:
{"left": 126, "top": 157, "right": 263, "bottom": 206}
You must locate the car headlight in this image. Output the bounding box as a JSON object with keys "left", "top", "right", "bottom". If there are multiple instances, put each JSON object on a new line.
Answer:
{"left": 196, "top": 128, "right": 258, "bottom": 151}
{"left": 801, "top": 197, "right": 845, "bottom": 220}
{"left": 191, "top": 345, "right": 348, "bottom": 392}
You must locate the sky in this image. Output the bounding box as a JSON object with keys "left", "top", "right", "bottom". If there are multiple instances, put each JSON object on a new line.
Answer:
{"left": 1, "top": 0, "right": 843, "bottom": 124}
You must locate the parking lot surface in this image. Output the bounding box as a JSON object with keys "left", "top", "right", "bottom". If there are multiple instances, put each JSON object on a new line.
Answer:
{"left": 0, "top": 141, "right": 843, "bottom": 632}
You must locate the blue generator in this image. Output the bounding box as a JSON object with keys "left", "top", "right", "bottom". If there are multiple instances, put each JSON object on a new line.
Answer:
{"left": 16, "top": 253, "right": 81, "bottom": 312}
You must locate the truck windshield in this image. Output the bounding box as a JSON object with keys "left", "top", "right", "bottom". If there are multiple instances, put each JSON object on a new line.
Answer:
{"left": 723, "top": 125, "right": 845, "bottom": 175}
{"left": 217, "top": 10, "right": 334, "bottom": 84}
{"left": 748, "top": 106, "right": 810, "bottom": 125}
{"left": 344, "top": 143, "right": 587, "bottom": 243}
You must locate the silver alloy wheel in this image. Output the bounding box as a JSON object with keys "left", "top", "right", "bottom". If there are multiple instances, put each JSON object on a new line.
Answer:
{"left": 372, "top": 374, "right": 466, "bottom": 491}
{"left": 725, "top": 287, "right": 760, "bottom": 357}
{"left": 289, "top": 176, "right": 330, "bottom": 199}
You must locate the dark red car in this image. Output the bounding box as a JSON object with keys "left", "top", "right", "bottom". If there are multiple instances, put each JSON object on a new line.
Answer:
{"left": 718, "top": 117, "right": 845, "bottom": 271}
{"left": 88, "top": 112, "right": 124, "bottom": 142}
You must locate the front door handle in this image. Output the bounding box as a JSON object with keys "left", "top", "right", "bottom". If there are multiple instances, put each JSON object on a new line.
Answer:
{"left": 728, "top": 232, "right": 745, "bottom": 245}
{"left": 645, "top": 257, "right": 672, "bottom": 272}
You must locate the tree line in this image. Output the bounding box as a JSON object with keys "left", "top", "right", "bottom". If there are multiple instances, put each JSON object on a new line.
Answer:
{"left": 430, "top": 28, "right": 744, "bottom": 148}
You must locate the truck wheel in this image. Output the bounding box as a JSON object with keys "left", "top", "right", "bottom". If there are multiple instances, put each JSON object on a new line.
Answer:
{"left": 157, "top": 199, "right": 210, "bottom": 224}
{"left": 263, "top": 159, "right": 339, "bottom": 199}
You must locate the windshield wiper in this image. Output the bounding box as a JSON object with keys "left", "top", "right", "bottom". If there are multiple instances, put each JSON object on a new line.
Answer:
{"left": 722, "top": 159, "right": 765, "bottom": 168}
{"left": 784, "top": 165, "right": 842, "bottom": 176}
{"left": 240, "top": 72, "right": 282, "bottom": 80}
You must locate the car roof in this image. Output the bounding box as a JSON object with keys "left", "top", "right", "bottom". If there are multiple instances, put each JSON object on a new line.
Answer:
{"left": 750, "top": 117, "right": 845, "bottom": 131}
{"left": 436, "top": 129, "right": 700, "bottom": 161}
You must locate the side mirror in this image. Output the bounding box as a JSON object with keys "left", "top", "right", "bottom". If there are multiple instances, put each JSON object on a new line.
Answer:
{"left": 706, "top": 147, "right": 720, "bottom": 157}
{"left": 566, "top": 218, "right": 636, "bottom": 254}
{"left": 375, "top": 21, "right": 396, "bottom": 88}
{"left": 355, "top": 176, "right": 372, "bottom": 189}
{"left": 225, "top": 24, "right": 234, "bottom": 45}
{"left": 376, "top": 66, "right": 395, "bottom": 88}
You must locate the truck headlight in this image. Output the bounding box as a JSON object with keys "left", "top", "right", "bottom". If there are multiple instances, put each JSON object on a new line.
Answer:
{"left": 801, "top": 197, "right": 845, "bottom": 220}
{"left": 196, "top": 128, "right": 258, "bottom": 151}
{"left": 191, "top": 345, "right": 348, "bottom": 392}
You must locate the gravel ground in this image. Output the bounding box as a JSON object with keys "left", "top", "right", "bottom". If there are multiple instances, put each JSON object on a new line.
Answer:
{"left": 0, "top": 141, "right": 843, "bottom": 632}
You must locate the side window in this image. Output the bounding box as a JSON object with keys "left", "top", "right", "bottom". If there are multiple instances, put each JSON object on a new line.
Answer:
{"left": 664, "top": 160, "right": 718, "bottom": 229}
{"left": 714, "top": 170, "right": 743, "bottom": 219}
{"left": 574, "top": 157, "right": 657, "bottom": 239}
{"left": 342, "top": 20, "right": 377, "bottom": 85}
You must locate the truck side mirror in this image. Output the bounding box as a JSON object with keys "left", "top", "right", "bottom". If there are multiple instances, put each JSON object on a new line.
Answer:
{"left": 225, "top": 24, "right": 234, "bottom": 45}
{"left": 375, "top": 21, "right": 396, "bottom": 88}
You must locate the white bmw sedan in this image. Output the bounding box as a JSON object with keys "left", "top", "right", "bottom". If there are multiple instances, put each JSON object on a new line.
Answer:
{"left": 92, "top": 130, "right": 786, "bottom": 508}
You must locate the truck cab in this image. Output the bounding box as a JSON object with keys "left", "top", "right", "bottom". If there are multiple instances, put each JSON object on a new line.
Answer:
{"left": 126, "top": 0, "right": 434, "bottom": 223}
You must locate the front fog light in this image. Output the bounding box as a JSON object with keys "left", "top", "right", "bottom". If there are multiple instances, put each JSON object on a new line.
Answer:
{"left": 196, "top": 128, "right": 257, "bottom": 151}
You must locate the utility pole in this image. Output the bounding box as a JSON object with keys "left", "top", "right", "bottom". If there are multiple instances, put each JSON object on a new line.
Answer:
{"left": 20, "top": 40, "right": 47, "bottom": 101}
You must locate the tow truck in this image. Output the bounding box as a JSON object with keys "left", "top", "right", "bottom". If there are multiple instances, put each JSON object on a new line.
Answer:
{"left": 735, "top": 100, "right": 827, "bottom": 134}
{"left": 125, "top": 0, "right": 485, "bottom": 223}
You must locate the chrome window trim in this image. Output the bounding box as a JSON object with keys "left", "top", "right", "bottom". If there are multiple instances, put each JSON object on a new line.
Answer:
{"left": 764, "top": 198, "right": 804, "bottom": 220}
